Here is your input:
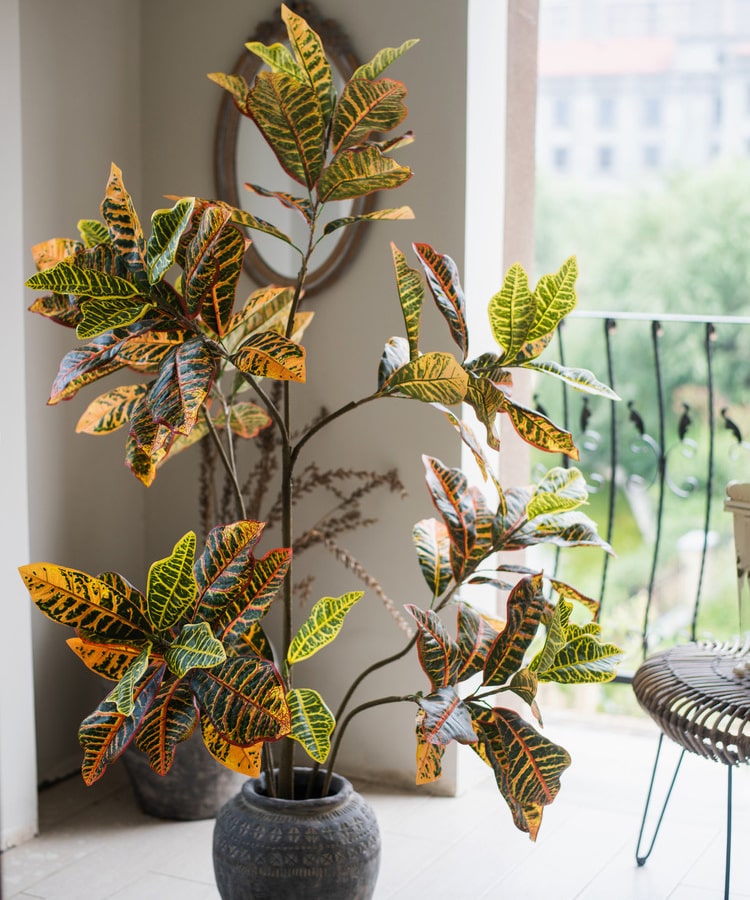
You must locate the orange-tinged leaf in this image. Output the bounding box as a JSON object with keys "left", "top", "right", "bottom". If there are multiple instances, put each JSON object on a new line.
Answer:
{"left": 31, "top": 237, "right": 80, "bottom": 270}
{"left": 76, "top": 384, "right": 147, "bottom": 435}
{"left": 332, "top": 77, "right": 409, "bottom": 153}
{"left": 233, "top": 332, "right": 306, "bottom": 382}
{"left": 483, "top": 574, "right": 545, "bottom": 687}
{"left": 501, "top": 397, "right": 579, "bottom": 459}
{"left": 318, "top": 146, "right": 412, "bottom": 202}
{"left": 200, "top": 717, "right": 262, "bottom": 776}
{"left": 135, "top": 678, "right": 197, "bottom": 775}
{"left": 415, "top": 710, "right": 445, "bottom": 784}
{"left": 66, "top": 636, "right": 147, "bottom": 681}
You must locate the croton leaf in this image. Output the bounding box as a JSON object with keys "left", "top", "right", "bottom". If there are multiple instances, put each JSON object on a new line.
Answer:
{"left": 413, "top": 243, "right": 468, "bottom": 358}
{"left": 243, "top": 40, "right": 301, "bottom": 79}
{"left": 31, "top": 236, "right": 80, "bottom": 270}
{"left": 146, "top": 531, "right": 198, "bottom": 632}
{"left": 464, "top": 374, "right": 508, "bottom": 451}
{"left": 483, "top": 574, "right": 545, "bottom": 687}
{"left": 193, "top": 520, "right": 263, "bottom": 621}
{"left": 287, "top": 688, "right": 335, "bottom": 764}
{"left": 352, "top": 39, "right": 420, "bottom": 80}
{"left": 322, "top": 205, "right": 414, "bottom": 237}
{"left": 200, "top": 716, "right": 262, "bottom": 776}
{"left": 217, "top": 548, "right": 291, "bottom": 644}
{"left": 287, "top": 591, "right": 364, "bottom": 665}
{"left": 115, "top": 326, "right": 189, "bottom": 373}
{"left": 526, "top": 467, "right": 588, "bottom": 521}
{"left": 146, "top": 338, "right": 217, "bottom": 437}
{"left": 281, "top": 2, "right": 334, "bottom": 122}
{"left": 19, "top": 563, "right": 150, "bottom": 642}
{"left": 125, "top": 431, "right": 166, "bottom": 487}
{"left": 108, "top": 645, "right": 152, "bottom": 715}
{"left": 511, "top": 510, "right": 613, "bottom": 552}
{"left": 25, "top": 260, "right": 142, "bottom": 301}
{"left": 247, "top": 71, "right": 325, "bottom": 188}
{"left": 233, "top": 332, "right": 306, "bottom": 382}
{"left": 146, "top": 198, "right": 196, "bottom": 285}
{"left": 76, "top": 384, "right": 147, "bottom": 435}
{"left": 220, "top": 402, "right": 273, "bottom": 439}
{"left": 243, "top": 183, "right": 313, "bottom": 222}
{"left": 66, "top": 636, "right": 146, "bottom": 682}
{"left": 527, "top": 255, "right": 578, "bottom": 342}
{"left": 405, "top": 605, "right": 461, "bottom": 690}
{"left": 236, "top": 623, "right": 274, "bottom": 660}
{"left": 331, "top": 78, "right": 409, "bottom": 153}
{"left": 228, "top": 205, "right": 299, "bottom": 250}
{"left": 135, "top": 678, "right": 197, "bottom": 775}
{"left": 470, "top": 705, "right": 570, "bottom": 839}
{"left": 379, "top": 352, "right": 468, "bottom": 404}
{"left": 488, "top": 263, "right": 535, "bottom": 363}
{"left": 436, "top": 404, "right": 502, "bottom": 494}
{"left": 378, "top": 336, "right": 410, "bottom": 389}
{"left": 422, "top": 456, "right": 475, "bottom": 578}
{"left": 79, "top": 663, "right": 165, "bottom": 786}
{"left": 415, "top": 710, "right": 445, "bottom": 784}
{"left": 164, "top": 622, "right": 226, "bottom": 677}
{"left": 101, "top": 163, "right": 148, "bottom": 290}
{"left": 77, "top": 296, "right": 153, "bottom": 340}
{"left": 501, "top": 397, "right": 579, "bottom": 459}
{"left": 317, "top": 146, "right": 412, "bottom": 202}
{"left": 463, "top": 486, "right": 495, "bottom": 574}
{"left": 224, "top": 285, "right": 294, "bottom": 349}
{"left": 391, "top": 243, "right": 423, "bottom": 360}
{"left": 416, "top": 686, "right": 477, "bottom": 746}
{"left": 27, "top": 292, "right": 81, "bottom": 328}
{"left": 412, "top": 517, "right": 452, "bottom": 600}
{"left": 455, "top": 603, "right": 502, "bottom": 682}
{"left": 191, "top": 657, "right": 291, "bottom": 746}
{"left": 77, "top": 219, "right": 110, "bottom": 248}
{"left": 207, "top": 71, "right": 252, "bottom": 113}
{"left": 523, "top": 359, "right": 620, "bottom": 400}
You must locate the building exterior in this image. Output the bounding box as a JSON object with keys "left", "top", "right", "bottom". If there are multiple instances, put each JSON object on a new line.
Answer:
{"left": 537, "top": 0, "right": 750, "bottom": 183}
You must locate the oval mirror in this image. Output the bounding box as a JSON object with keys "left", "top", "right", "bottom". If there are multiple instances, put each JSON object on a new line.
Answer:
{"left": 213, "top": 3, "right": 375, "bottom": 296}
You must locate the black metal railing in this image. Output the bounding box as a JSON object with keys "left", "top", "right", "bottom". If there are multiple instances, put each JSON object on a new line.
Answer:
{"left": 531, "top": 310, "right": 750, "bottom": 683}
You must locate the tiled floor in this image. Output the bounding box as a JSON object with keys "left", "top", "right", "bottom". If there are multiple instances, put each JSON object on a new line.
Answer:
{"left": 3, "top": 711, "right": 749, "bottom": 899}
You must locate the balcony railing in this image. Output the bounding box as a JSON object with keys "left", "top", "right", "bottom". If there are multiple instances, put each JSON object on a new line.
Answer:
{"left": 531, "top": 310, "right": 750, "bottom": 682}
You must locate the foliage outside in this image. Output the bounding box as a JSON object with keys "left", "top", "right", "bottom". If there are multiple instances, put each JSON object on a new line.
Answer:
{"left": 21, "top": 5, "right": 622, "bottom": 839}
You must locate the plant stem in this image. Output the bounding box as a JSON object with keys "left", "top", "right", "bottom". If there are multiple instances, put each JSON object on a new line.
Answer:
{"left": 291, "top": 395, "right": 378, "bottom": 466}
{"left": 321, "top": 695, "right": 414, "bottom": 796}
{"left": 204, "top": 411, "right": 247, "bottom": 520}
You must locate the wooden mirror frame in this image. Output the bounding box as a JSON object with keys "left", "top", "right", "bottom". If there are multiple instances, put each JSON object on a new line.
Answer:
{"left": 213, "top": 2, "right": 376, "bottom": 296}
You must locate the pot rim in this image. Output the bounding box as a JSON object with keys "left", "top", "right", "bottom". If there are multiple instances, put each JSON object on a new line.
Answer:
{"left": 241, "top": 766, "right": 353, "bottom": 814}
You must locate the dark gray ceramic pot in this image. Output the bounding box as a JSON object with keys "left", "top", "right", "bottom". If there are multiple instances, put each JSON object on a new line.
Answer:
{"left": 122, "top": 731, "right": 245, "bottom": 820}
{"left": 212, "top": 767, "right": 381, "bottom": 900}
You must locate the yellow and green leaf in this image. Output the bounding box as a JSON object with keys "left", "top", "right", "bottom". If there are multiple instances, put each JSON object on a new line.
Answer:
{"left": 391, "top": 242, "right": 424, "bottom": 359}
{"left": 488, "top": 263, "right": 535, "bottom": 363}
{"left": 331, "top": 78, "right": 408, "bottom": 153}
{"left": 164, "top": 622, "right": 226, "bottom": 677}
{"left": 526, "top": 466, "right": 588, "bottom": 521}
{"left": 200, "top": 716, "right": 262, "bottom": 776}
{"left": 135, "top": 678, "right": 197, "bottom": 775}
{"left": 108, "top": 645, "right": 152, "bottom": 715}
{"left": 281, "top": 2, "right": 334, "bottom": 122}
{"left": 379, "top": 352, "right": 468, "bottom": 404}
{"left": 422, "top": 456, "right": 475, "bottom": 576}
{"left": 416, "top": 686, "right": 476, "bottom": 746}
{"left": 352, "top": 39, "right": 420, "bottom": 80}
{"left": 76, "top": 384, "right": 147, "bottom": 435}
{"left": 318, "top": 146, "right": 411, "bottom": 202}
{"left": 217, "top": 548, "right": 292, "bottom": 644}
{"left": 523, "top": 359, "right": 620, "bottom": 399}
{"left": 415, "top": 710, "right": 445, "bottom": 784}
{"left": 412, "top": 517, "right": 452, "bottom": 601}
{"left": 322, "top": 205, "right": 414, "bottom": 238}
{"left": 146, "top": 531, "right": 198, "bottom": 632}
{"left": 413, "top": 243, "right": 468, "bottom": 358}
{"left": 77, "top": 219, "right": 110, "bottom": 248}
{"left": 287, "top": 591, "right": 364, "bottom": 665}
{"left": 193, "top": 520, "right": 264, "bottom": 620}
{"left": 233, "top": 331, "right": 306, "bottom": 382}
{"left": 66, "top": 636, "right": 146, "bottom": 681}
{"left": 527, "top": 255, "right": 578, "bottom": 342}
{"left": 146, "top": 198, "right": 195, "bottom": 285}
{"left": 501, "top": 398, "right": 579, "bottom": 459}
{"left": 287, "top": 688, "right": 335, "bottom": 764}
{"left": 483, "top": 574, "right": 545, "bottom": 687}
{"left": 100, "top": 163, "right": 148, "bottom": 288}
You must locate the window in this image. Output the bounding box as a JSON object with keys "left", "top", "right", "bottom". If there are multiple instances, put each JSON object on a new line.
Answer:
{"left": 597, "top": 96, "right": 616, "bottom": 128}
{"left": 714, "top": 94, "right": 723, "bottom": 125}
{"left": 597, "top": 145, "right": 614, "bottom": 171}
{"left": 553, "top": 97, "right": 570, "bottom": 128}
{"left": 643, "top": 96, "right": 661, "bottom": 127}
{"left": 553, "top": 146, "right": 569, "bottom": 170}
{"left": 643, "top": 145, "right": 660, "bottom": 169}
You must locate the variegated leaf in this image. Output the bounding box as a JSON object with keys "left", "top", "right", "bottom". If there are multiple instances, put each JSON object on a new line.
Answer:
{"left": 135, "top": 678, "right": 197, "bottom": 775}
{"left": 488, "top": 263, "right": 535, "bottom": 362}
{"left": 526, "top": 467, "right": 588, "bottom": 521}
{"left": 415, "top": 710, "right": 445, "bottom": 784}
{"left": 455, "top": 603, "right": 501, "bottom": 682}
{"left": 391, "top": 242, "right": 423, "bottom": 360}
{"left": 146, "top": 339, "right": 216, "bottom": 437}
{"left": 322, "top": 205, "right": 414, "bottom": 237}
{"left": 193, "top": 520, "right": 264, "bottom": 621}
{"left": 79, "top": 664, "right": 165, "bottom": 785}
{"left": 101, "top": 163, "right": 148, "bottom": 288}
{"left": 200, "top": 716, "right": 262, "bottom": 776}
{"left": 528, "top": 256, "right": 578, "bottom": 341}
{"left": 405, "top": 605, "right": 461, "bottom": 689}
{"left": 463, "top": 486, "right": 495, "bottom": 574}
{"left": 243, "top": 183, "right": 313, "bottom": 222}
{"left": 483, "top": 574, "right": 545, "bottom": 687}
{"left": 115, "top": 327, "right": 188, "bottom": 373}
{"left": 470, "top": 705, "right": 570, "bottom": 840}
{"left": 332, "top": 78, "right": 409, "bottom": 153}
{"left": 218, "top": 548, "right": 292, "bottom": 644}
{"left": 287, "top": 688, "right": 335, "bottom": 764}
{"left": 191, "top": 657, "right": 291, "bottom": 745}
{"left": 77, "top": 219, "right": 110, "bottom": 248}
{"left": 247, "top": 71, "right": 325, "bottom": 188}
{"left": 464, "top": 375, "right": 507, "bottom": 451}
{"left": 242, "top": 42, "right": 301, "bottom": 79}
{"left": 25, "top": 260, "right": 141, "bottom": 301}
{"left": 422, "top": 456, "right": 475, "bottom": 578}
{"left": 19, "top": 563, "right": 150, "bottom": 642}
{"left": 108, "top": 645, "right": 152, "bottom": 715}
{"left": 125, "top": 430, "right": 166, "bottom": 487}
{"left": 413, "top": 243, "right": 468, "bottom": 357}
{"left": 66, "top": 636, "right": 146, "bottom": 681}
{"left": 76, "top": 384, "right": 147, "bottom": 434}
{"left": 318, "top": 146, "right": 412, "bottom": 201}
{"left": 77, "top": 297, "right": 153, "bottom": 340}
{"left": 146, "top": 531, "right": 197, "bottom": 632}
{"left": 287, "top": 591, "right": 364, "bottom": 665}
{"left": 436, "top": 404, "right": 501, "bottom": 492}
{"left": 228, "top": 205, "right": 299, "bottom": 249}
{"left": 207, "top": 71, "right": 252, "bottom": 112}
{"left": 224, "top": 286, "right": 294, "bottom": 350}
{"left": 236, "top": 623, "right": 273, "bottom": 660}
{"left": 412, "top": 517, "right": 452, "bottom": 600}
{"left": 549, "top": 578, "right": 601, "bottom": 617}
{"left": 523, "top": 359, "right": 620, "bottom": 400}
{"left": 164, "top": 622, "right": 226, "bottom": 677}
{"left": 27, "top": 293, "right": 81, "bottom": 328}
{"left": 416, "top": 686, "right": 476, "bottom": 746}
{"left": 379, "top": 352, "right": 468, "bottom": 404}
{"left": 233, "top": 331, "right": 306, "bottom": 382}
{"left": 146, "top": 198, "right": 195, "bottom": 285}
{"left": 378, "top": 336, "right": 410, "bottom": 390}
{"left": 512, "top": 511, "right": 612, "bottom": 552}
{"left": 31, "top": 236, "right": 80, "bottom": 270}
{"left": 281, "top": 3, "right": 334, "bottom": 122}
{"left": 509, "top": 667, "right": 540, "bottom": 710}
{"left": 215, "top": 402, "right": 272, "bottom": 439}
{"left": 502, "top": 398, "right": 579, "bottom": 459}
{"left": 352, "top": 39, "right": 420, "bottom": 80}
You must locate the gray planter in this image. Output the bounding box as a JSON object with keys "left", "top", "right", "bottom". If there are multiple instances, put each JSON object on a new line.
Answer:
{"left": 212, "top": 767, "right": 381, "bottom": 900}
{"left": 122, "top": 732, "right": 245, "bottom": 820}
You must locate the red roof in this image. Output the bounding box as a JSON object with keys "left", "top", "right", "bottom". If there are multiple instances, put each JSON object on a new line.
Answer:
{"left": 539, "top": 37, "right": 675, "bottom": 77}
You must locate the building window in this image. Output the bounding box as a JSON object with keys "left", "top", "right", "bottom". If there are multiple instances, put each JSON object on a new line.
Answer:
{"left": 553, "top": 146, "right": 569, "bottom": 170}
{"left": 643, "top": 145, "right": 660, "bottom": 169}
{"left": 597, "top": 96, "right": 616, "bottom": 128}
{"left": 714, "top": 94, "right": 723, "bottom": 125}
{"left": 597, "top": 145, "right": 614, "bottom": 171}
{"left": 643, "top": 96, "right": 661, "bottom": 127}
{"left": 553, "top": 97, "right": 570, "bottom": 128}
